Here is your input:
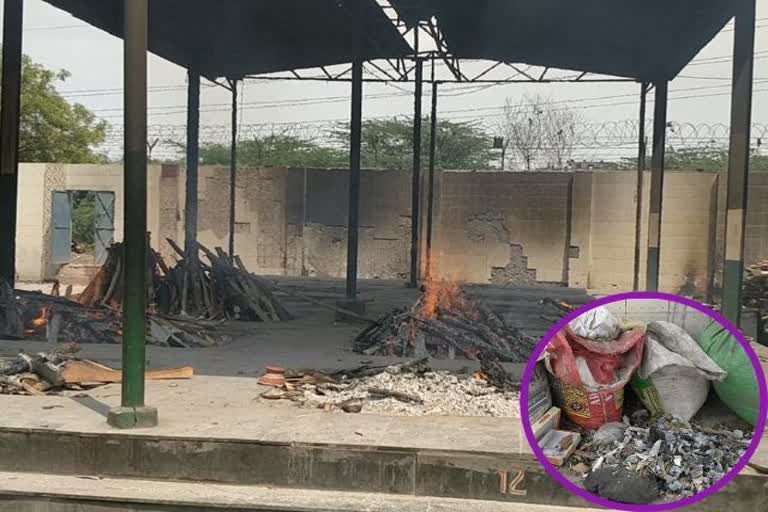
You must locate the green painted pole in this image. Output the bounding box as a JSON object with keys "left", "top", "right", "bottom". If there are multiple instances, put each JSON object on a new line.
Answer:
{"left": 646, "top": 81, "right": 668, "bottom": 292}
{"left": 632, "top": 82, "right": 649, "bottom": 291}
{"left": 722, "top": 0, "right": 756, "bottom": 325}
{"left": 108, "top": 0, "right": 157, "bottom": 429}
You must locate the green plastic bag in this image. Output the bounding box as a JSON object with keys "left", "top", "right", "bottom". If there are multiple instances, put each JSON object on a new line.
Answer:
{"left": 697, "top": 322, "right": 760, "bottom": 426}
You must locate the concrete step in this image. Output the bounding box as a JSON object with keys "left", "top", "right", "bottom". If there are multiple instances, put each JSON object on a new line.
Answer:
{"left": 0, "top": 472, "right": 604, "bottom": 512}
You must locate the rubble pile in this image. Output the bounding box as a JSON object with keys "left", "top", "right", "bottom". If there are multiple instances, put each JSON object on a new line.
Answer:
{"left": 354, "top": 280, "right": 537, "bottom": 362}
{"left": 260, "top": 361, "right": 520, "bottom": 418}
{"left": 568, "top": 411, "right": 752, "bottom": 501}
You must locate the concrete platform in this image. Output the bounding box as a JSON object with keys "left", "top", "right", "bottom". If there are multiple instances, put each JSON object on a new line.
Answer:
{"left": 0, "top": 472, "right": 605, "bottom": 512}
{"left": 0, "top": 377, "right": 765, "bottom": 510}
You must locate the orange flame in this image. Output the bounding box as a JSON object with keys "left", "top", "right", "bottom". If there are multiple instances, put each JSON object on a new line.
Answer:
{"left": 30, "top": 307, "right": 50, "bottom": 329}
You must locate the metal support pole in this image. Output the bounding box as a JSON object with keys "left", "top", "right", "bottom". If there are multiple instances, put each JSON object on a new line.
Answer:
{"left": 108, "top": 0, "right": 157, "bottom": 429}
{"left": 228, "top": 80, "right": 238, "bottom": 261}
{"left": 425, "top": 81, "right": 438, "bottom": 280}
{"left": 646, "top": 81, "right": 668, "bottom": 292}
{"left": 633, "top": 82, "right": 649, "bottom": 291}
{"left": 409, "top": 59, "right": 424, "bottom": 288}
{"left": 185, "top": 72, "right": 200, "bottom": 259}
{"left": 0, "top": 0, "right": 23, "bottom": 286}
{"left": 346, "top": 61, "right": 363, "bottom": 300}
{"left": 722, "top": 0, "right": 756, "bottom": 324}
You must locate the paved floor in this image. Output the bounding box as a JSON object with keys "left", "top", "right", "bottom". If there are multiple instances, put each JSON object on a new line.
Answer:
{"left": 0, "top": 376, "right": 527, "bottom": 455}
{"left": 3, "top": 277, "right": 590, "bottom": 377}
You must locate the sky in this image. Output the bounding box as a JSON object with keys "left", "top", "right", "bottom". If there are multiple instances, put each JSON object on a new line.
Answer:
{"left": 2, "top": 0, "right": 767, "bottom": 162}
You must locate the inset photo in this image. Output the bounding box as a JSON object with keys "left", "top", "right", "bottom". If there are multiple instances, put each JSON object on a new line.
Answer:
{"left": 521, "top": 292, "right": 767, "bottom": 511}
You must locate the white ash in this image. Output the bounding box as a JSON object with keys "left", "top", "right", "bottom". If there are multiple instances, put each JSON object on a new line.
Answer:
{"left": 302, "top": 368, "right": 520, "bottom": 418}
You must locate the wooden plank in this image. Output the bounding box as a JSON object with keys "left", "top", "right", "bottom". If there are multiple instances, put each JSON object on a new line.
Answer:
{"left": 61, "top": 360, "right": 194, "bottom": 384}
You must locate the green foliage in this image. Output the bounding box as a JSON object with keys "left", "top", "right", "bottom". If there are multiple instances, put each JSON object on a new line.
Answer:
{"left": 332, "top": 117, "right": 493, "bottom": 170}
{"left": 71, "top": 192, "right": 96, "bottom": 247}
{"left": 618, "top": 147, "right": 768, "bottom": 172}
{"left": 0, "top": 53, "right": 108, "bottom": 163}
{"left": 199, "top": 134, "right": 345, "bottom": 168}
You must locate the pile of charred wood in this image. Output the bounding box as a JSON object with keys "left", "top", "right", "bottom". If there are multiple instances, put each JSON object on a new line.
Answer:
{"left": 0, "top": 239, "right": 291, "bottom": 348}
{"left": 80, "top": 240, "right": 291, "bottom": 322}
{"left": 353, "top": 282, "right": 536, "bottom": 363}
{"left": 744, "top": 260, "right": 768, "bottom": 311}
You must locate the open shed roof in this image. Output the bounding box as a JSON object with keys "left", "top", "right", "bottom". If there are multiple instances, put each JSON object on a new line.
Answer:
{"left": 392, "top": 0, "right": 736, "bottom": 81}
{"left": 43, "top": 0, "right": 412, "bottom": 78}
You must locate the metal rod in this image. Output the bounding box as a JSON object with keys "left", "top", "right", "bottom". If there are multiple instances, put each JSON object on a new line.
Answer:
{"left": 120, "top": 0, "right": 149, "bottom": 409}
{"left": 242, "top": 75, "right": 634, "bottom": 84}
{"left": 0, "top": 0, "right": 23, "bottom": 286}
{"left": 229, "top": 79, "right": 238, "bottom": 261}
{"left": 184, "top": 72, "right": 200, "bottom": 260}
{"left": 346, "top": 61, "right": 363, "bottom": 300}
{"left": 409, "top": 59, "right": 424, "bottom": 288}
{"left": 425, "top": 81, "right": 438, "bottom": 280}
{"left": 646, "top": 81, "right": 668, "bottom": 292}
{"left": 633, "top": 82, "right": 649, "bottom": 291}
{"left": 722, "top": 0, "right": 756, "bottom": 324}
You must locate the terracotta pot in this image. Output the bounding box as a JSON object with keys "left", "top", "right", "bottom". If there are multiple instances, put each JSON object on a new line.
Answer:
{"left": 258, "top": 366, "right": 286, "bottom": 387}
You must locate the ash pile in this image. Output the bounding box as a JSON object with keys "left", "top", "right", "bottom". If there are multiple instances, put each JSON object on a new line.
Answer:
{"left": 569, "top": 412, "right": 751, "bottom": 502}
{"left": 0, "top": 239, "right": 291, "bottom": 348}
{"left": 354, "top": 280, "right": 536, "bottom": 362}
{"left": 259, "top": 359, "right": 520, "bottom": 418}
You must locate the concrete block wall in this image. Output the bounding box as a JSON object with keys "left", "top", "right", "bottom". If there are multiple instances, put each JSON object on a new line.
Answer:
{"left": 574, "top": 171, "right": 718, "bottom": 295}
{"left": 13, "top": 163, "right": 768, "bottom": 293}
{"left": 433, "top": 171, "right": 572, "bottom": 284}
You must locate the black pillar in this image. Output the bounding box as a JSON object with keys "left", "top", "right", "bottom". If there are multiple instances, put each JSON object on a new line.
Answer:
{"left": 409, "top": 59, "right": 424, "bottom": 288}
{"left": 425, "top": 81, "right": 438, "bottom": 280}
{"left": 646, "top": 81, "right": 668, "bottom": 291}
{"left": 633, "top": 82, "right": 649, "bottom": 291}
{"left": 0, "top": 0, "right": 23, "bottom": 285}
{"left": 346, "top": 61, "right": 363, "bottom": 300}
{"left": 185, "top": 72, "right": 200, "bottom": 258}
{"left": 722, "top": 0, "right": 756, "bottom": 324}
{"left": 228, "top": 79, "right": 238, "bottom": 261}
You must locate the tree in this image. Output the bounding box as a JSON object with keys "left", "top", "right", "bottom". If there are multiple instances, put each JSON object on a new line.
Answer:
{"left": 197, "top": 134, "right": 345, "bottom": 168}
{"left": 618, "top": 146, "right": 768, "bottom": 172}
{"left": 2, "top": 54, "right": 109, "bottom": 163}
{"left": 498, "top": 94, "right": 582, "bottom": 171}
{"left": 332, "top": 117, "right": 493, "bottom": 170}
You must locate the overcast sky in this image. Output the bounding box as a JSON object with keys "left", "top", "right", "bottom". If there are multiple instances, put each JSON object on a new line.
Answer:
{"left": 2, "top": 0, "right": 767, "bottom": 161}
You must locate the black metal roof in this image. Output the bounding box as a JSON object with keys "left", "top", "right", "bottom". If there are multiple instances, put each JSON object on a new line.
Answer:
{"left": 392, "top": 0, "right": 735, "bottom": 81}
{"left": 43, "top": 0, "right": 412, "bottom": 79}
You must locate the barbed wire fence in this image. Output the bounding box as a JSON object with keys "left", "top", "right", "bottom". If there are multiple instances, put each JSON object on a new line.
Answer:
{"left": 100, "top": 120, "right": 768, "bottom": 165}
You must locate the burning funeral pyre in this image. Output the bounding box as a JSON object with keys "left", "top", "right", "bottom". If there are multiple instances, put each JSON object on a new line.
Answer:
{"left": 353, "top": 279, "right": 537, "bottom": 362}
{"left": 0, "top": 239, "right": 291, "bottom": 347}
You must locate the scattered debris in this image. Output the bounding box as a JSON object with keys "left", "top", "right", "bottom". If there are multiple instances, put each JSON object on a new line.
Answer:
{"left": 567, "top": 413, "right": 752, "bottom": 501}
{"left": 0, "top": 350, "right": 193, "bottom": 395}
{"left": 258, "top": 361, "right": 520, "bottom": 418}
{"left": 354, "top": 280, "right": 536, "bottom": 362}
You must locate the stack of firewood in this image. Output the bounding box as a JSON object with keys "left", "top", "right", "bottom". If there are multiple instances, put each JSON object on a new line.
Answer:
{"left": 744, "top": 260, "right": 768, "bottom": 311}
{"left": 353, "top": 284, "right": 536, "bottom": 362}
{"left": 79, "top": 239, "right": 291, "bottom": 323}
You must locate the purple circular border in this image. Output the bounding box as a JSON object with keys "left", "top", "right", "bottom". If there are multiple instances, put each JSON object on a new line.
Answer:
{"left": 519, "top": 291, "right": 768, "bottom": 512}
